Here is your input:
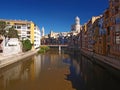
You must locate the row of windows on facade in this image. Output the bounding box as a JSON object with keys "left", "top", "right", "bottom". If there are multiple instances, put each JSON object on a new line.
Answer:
{"left": 17, "top": 31, "right": 40, "bottom": 35}
{"left": 34, "top": 44, "right": 40, "bottom": 46}
{"left": 34, "top": 39, "right": 40, "bottom": 41}
{"left": 18, "top": 34, "right": 40, "bottom": 38}
{"left": 13, "top": 25, "right": 39, "bottom": 30}
{"left": 13, "top": 25, "right": 30, "bottom": 29}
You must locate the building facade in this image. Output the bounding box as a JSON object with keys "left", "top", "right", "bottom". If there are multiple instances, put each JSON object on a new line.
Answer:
{"left": 81, "top": 23, "right": 88, "bottom": 50}
{"left": 108, "top": 0, "right": 120, "bottom": 57}
{"left": 93, "top": 16, "right": 106, "bottom": 55}
{"left": 1, "top": 19, "right": 41, "bottom": 49}
{"left": 85, "top": 16, "right": 100, "bottom": 52}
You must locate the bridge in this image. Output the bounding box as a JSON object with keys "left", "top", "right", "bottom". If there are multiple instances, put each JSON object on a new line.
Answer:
{"left": 41, "top": 45, "right": 68, "bottom": 51}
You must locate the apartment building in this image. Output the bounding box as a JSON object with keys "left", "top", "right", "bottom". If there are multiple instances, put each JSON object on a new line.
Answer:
{"left": 93, "top": 16, "right": 106, "bottom": 55}
{"left": 1, "top": 19, "right": 41, "bottom": 49}
{"left": 34, "top": 25, "right": 41, "bottom": 49}
{"left": 103, "top": 9, "right": 111, "bottom": 55}
{"left": 109, "top": 0, "right": 120, "bottom": 57}
{"left": 103, "top": 0, "right": 120, "bottom": 57}
{"left": 85, "top": 16, "right": 100, "bottom": 52}
{"left": 81, "top": 23, "right": 88, "bottom": 50}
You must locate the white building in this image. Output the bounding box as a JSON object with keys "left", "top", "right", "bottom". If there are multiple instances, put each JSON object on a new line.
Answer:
{"left": 0, "top": 19, "right": 41, "bottom": 49}
{"left": 34, "top": 26, "right": 41, "bottom": 49}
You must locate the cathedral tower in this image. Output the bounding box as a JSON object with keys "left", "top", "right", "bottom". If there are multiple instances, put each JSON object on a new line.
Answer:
{"left": 75, "top": 16, "right": 80, "bottom": 25}
{"left": 71, "top": 16, "right": 81, "bottom": 32}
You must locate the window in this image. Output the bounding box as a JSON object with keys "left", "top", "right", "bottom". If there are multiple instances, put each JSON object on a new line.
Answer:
{"left": 17, "top": 26, "right": 21, "bottom": 29}
{"left": 115, "top": 25, "right": 120, "bottom": 32}
{"left": 115, "top": 15, "right": 120, "bottom": 24}
{"left": 27, "top": 24, "right": 31, "bottom": 29}
{"left": 27, "top": 27, "right": 30, "bottom": 29}
{"left": 115, "top": 34, "right": 120, "bottom": 44}
{"left": 27, "top": 31, "right": 30, "bottom": 34}
{"left": 27, "top": 36, "right": 30, "bottom": 38}
{"left": 107, "top": 27, "right": 110, "bottom": 35}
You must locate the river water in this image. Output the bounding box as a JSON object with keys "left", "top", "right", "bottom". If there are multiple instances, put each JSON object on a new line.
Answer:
{"left": 0, "top": 50, "right": 120, "bottom": 90}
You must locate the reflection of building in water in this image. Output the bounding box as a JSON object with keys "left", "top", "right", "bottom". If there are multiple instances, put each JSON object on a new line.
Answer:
{"left": 50, "top": 55, "right": 58, "bottom": 65}
{"left": 72, "top": 59, "right": 80, "bottom": 75}
{"left": 49, "top": 54, "right": 63, "bottom": 65}
{"left": 0, "top": 55, "right": 44, "bottom": 89}
{"left": 26, "top": 55, "right": 42, "bottom": 80}
{"left": 34, "top": 55, "right": 42, "bottom": 78}
{"left": 30, "top": 57, "right": 35, "bottom": 80}
{"left": 0, "top": 64, "right": 22, "bottom": 88}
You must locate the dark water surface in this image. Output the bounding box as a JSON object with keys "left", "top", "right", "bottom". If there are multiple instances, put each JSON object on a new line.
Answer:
{"left": 0, "top": 51, "right": 120, "bottom": 90}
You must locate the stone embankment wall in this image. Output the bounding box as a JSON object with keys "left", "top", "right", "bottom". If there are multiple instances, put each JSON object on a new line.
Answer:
{"left": 0, "top": 50, "right": 38, "bottom": 69}
{"left": 81, "top": 49, "right": 120, "bottom": 70}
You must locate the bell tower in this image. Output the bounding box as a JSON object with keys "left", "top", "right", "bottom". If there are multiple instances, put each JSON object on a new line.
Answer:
{"left": 75, "top": 16, "right": 80, "bottom": 25}
{"left": 41, "top": 27, "right": 45, "bottom": 37}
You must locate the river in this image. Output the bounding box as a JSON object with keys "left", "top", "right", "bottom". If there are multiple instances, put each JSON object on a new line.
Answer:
{"left": 0, "top": 50, "right": 120, "bottom": 90}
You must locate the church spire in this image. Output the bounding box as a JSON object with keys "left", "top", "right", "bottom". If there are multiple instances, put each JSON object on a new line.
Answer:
{"left": 41, "top": 27, "right": 45, "bottom": 37}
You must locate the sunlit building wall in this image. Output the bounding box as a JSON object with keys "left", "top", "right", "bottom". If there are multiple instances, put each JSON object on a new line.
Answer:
{"left": 0, "top": 19, "right": 41, "bottom": 50}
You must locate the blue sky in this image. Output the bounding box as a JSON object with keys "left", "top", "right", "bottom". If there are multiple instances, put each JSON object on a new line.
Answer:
{"left": 0, "top": 0, "right": 108, "bottom": 34}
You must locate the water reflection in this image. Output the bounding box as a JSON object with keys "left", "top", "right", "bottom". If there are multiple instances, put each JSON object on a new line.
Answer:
{"left": 0, "top": 64, "right": 22, "bottom": 88}
{"left": 0, "top": 51, "right": 120, "bottom": 90}
{"left": 66, "top": 53, "right": 120, "bottom": 90}
{"left": 65, "top": 54, "right": 85, "bottom": 90}
{"left": 0, "top": 52, "right": 73, "bottom": 90}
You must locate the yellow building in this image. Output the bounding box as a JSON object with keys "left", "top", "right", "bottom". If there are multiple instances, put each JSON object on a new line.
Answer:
{"left": 1, "top": 19, "right": 41, "bottom": 50}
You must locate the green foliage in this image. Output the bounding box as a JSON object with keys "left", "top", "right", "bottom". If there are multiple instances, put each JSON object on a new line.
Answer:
{"left": 8, "top": 27, "right": 19, "bottom": 38}
{"left": 0, "top": 21, "right": 19, "bottom": 39}
{"left": 38, "top": 46, "right": 50, "bottom": 54}
{"left": 0, "top": 21, "right": 6, "bottom": 35}
{"left": 22, "top": 39, "right": 32, "bottom": 52}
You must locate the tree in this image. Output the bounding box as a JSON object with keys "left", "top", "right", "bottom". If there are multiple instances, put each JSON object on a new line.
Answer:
{"left": 0, "top": 21, "right": 19, "bottom": 46}
{"left": 0, "top": 21, "right": 6, "bottom": 36}
{"left": 0, "top": 21, "right": 19, "bottom": 38}
{"left": 22, "top": 39, "right": 32, "bottom": 52}
{"left": 7, "top": 27, "right": 19, "bottom": 38}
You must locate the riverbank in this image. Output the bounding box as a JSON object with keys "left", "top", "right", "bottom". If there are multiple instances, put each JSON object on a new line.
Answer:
{"left": 0, "top": 49, "right": 39, "bottom": 69}
{"left": 81, "top": 49, "right": 120, "bottom": 70}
